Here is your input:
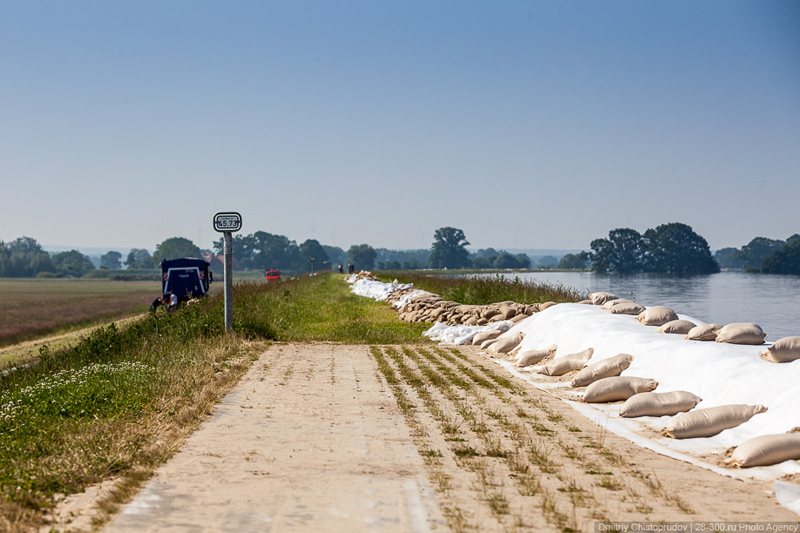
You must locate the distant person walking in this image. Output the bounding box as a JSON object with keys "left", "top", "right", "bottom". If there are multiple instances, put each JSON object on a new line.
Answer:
{"left": 338, "top": 264, "right": 344, "bottom": 274}
{"left": 348, "top": 263, "right": 355, "bottom": 274}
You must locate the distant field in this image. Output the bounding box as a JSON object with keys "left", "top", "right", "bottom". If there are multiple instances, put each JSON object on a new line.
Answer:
{"left": 0, "top": 279, "right": 163, "bottom": 347}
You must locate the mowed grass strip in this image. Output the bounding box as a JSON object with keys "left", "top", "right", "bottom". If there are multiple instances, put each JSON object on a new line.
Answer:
{"left": 0, "top": 279, "right": 161, "bottom": 348}
{"left": 244, "top": 273, "right": 430, "bottom": 344}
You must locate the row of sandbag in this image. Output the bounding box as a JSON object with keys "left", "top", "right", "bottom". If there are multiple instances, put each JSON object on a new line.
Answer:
{"left": 584, "top": 291, "right": 800, "bottom": 363}
{"left": 479, "top": 333, "right": 799, "bottom": 468}
{"left": 387, "top": 288, "right": 556, "bottom": 326}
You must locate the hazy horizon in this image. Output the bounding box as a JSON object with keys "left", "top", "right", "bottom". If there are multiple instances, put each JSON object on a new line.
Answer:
{"left": 2, "top": 1, "right": 798, "bottom": 252}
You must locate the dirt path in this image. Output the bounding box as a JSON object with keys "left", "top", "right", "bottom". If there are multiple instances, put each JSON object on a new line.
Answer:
{"left": 105, "top": 344, "right": 445, "bottom": 532}
{"left": 104, "top": 343, "right": 797, "bottom": 532}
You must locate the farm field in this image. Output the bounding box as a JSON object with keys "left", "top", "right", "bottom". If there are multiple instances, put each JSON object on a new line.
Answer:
{"left": 0, "top": 279, "right": 161, "bottom": 348}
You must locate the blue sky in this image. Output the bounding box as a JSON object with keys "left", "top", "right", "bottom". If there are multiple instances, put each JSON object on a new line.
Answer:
{"left": 1, "top": 1, "right": 798, "bottom": 252}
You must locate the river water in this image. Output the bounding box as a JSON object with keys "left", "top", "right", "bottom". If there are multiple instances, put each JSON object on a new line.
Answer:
{"left": 481, "top": 271, "right": 800, "bottom": 340}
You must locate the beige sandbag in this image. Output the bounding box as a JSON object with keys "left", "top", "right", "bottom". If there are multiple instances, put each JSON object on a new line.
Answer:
{"left": 715, "top": 323, "right": 767, "bottom": 345}
{"left": 725, "top": 433, "right": 800, "bottom": 468}
{"left": 539, "top": 301, "right": 557, "bottom": 311}
{"left": 602, "top": 298, "right": 634, "bottom": 310}
{"left": 686, "top": 323, "right": 721, "bottom": 341}
{"left": 664, "top": 404, "right": 768, "bottom": 439}
{"left": 619, "top": 391, "right": 702, "bottom": 418}
{"left": 761, "top": 336, "right": 800, "bottom": 363}
{"left": 571, "top": 354, "right": 633, "bottom": 387}
{"left": 637, "top": 306, "right": 679, "bottom": 326}
{"left": 472, "top": 329, "right": 503, "bottom": 346}
{"left": 499, "top": 305, "right": 517, "bottom": 319}
{"left": 510, "top": 313, "right": 529, "bottom": 324}
{"left": 590, "top": 292, "right": 618, "bottom": 306}
{"left": 480, "top": 338, "right": 498, "bottom": 350}
{"left": 516, "top": 344, "right": 557, "bottom": 368}
{"left": 489, "top": 332, "right": 524, "bottom": 354}
{"left": 658, "top": 319, "right": 697, "bottom": 334}
{"left": 577, "top": 299, "right": 593, "bottom": 305}
{"left": 583, "top": 376, "right": 658, "bottom": 403}
{"left": 538, "top": 348, "right": 594, "bottom": 376}
{"left": 609, "top": 302, "right": 646, "bottom": 315}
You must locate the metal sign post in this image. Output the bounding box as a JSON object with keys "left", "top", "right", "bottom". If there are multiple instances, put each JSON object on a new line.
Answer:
{"left": 213, "top": 212, "right": 243, "bottom": 332}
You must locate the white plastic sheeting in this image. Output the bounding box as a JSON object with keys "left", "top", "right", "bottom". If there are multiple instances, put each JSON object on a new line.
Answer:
{"left": 423, "top": 321, "right": 512, "bottom": 346}
{"left": 488, "top": 304, "right": 800, "bottom": 479}
{"left": 348, "top": 278, "right": 413, "bottom": 302}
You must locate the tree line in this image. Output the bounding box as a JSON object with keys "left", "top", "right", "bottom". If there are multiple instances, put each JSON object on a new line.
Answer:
{"left": 714, "top": 235, "right": 800, "bottom": 274}
{"left": 6, "top": 224, "right": 796, "bottom": 278}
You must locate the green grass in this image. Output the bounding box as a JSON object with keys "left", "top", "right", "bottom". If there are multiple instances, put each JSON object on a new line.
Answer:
{"left": 241, "top": 273, "right": 430, "bottom": 344}
{"left": 0, "top": 273, "right": 432, "bottom": 529}
{"left": 377, "top": 272, "right": 581, "bottom": 305}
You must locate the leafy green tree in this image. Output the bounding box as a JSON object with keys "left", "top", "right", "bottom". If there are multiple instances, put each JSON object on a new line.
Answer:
{"left": 0, "top": 237, "right": 55, "bottom": 277}
{"left": 298, "top": 239, "right": 329, "bottom": 272}
{"left": 100, "top": 251, "right": 122, "bottom": 270}
{"left": 323, "top": 245, "right": 347, "bottom": 269}
{"left": 590, "top": 228, "right": 645, "bottom": 273}
{"left": 642, "top": 223, "right": 719, "bottom": 275}
{"left": 51, "top": 250, "right": 95, "bottom": 277}
{"left": 347, "top": 244, "right": 377, "bottom": 270}
{"left": 152, "top": 237, "right": 202, "bottom": 265}
{"left": 216, "top": 231, "right": 301, "bottom": 270}
{"left": 558, "top": 252, "right": 590, "bottom": 270}
{"left": 375, "top": 249, "right": 431, "bottom": 270}
{"left": 762, "top": 235, "right": 800, "bottom": 274}
{"left": 125, "top": 248, "right": 153, "bottom": 269}
{"left": 714, "top": 247, "right": 744, "bottom": 270}
{"left": 739, "top": 237, "right": 785, "bottom": 272}
{"left": 429, "top": 227, "right": 471, "bottom": 269}
{"left": 535, "top": 255, "right": 559, "bottom": 269}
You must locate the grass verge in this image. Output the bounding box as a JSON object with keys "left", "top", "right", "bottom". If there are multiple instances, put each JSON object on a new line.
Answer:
{"left": 378, "top": 272, "right": 581, "bottom": 305}
{"left": 0, "top": 273, "right": 430, "bottom": 530}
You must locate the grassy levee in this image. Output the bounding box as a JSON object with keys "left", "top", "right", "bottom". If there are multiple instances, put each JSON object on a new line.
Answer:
{"left": 377, "top": 271, "right": 582, "bottom": 305}
{"left": 246, "top": 273, "right": 430, "bottom": 343}
{"left": 0, "top": 273, "right": 429, "bottom": 531}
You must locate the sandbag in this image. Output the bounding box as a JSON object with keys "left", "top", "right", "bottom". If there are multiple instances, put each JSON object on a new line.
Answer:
{"left": 590, "top": 292, "right": 618, "bottom": 306}
{"left": 571, "top": 354, "right": 633, "bottom": 387}
{"left": 637, "top": 306, "right": 679, "bottom": 326}
{"left": 658, "top": 320, "right": 696, "bottom": 335}
{"left": 602, "top": 298, "right": 634, "bottom": 310}
{"left": 539, "top": 301, "right": 557, "bottom": 311}
{"left": 583, "top": 376, "right": 658, "bottom": 403}
{"left": 472, "top": 329, "right": 503, "bottom": 346}
{"left": 685, "top": 323, "right": 721, "bottom": 341}
{"left": 715, "top": 323, "right": 767, "bottom": 345}
{"left": 619, "top": 391, "right": 702, "bottom": 418}
{"left": 725, "top": 433, "right": 800, "bottom": 468}
{"left": 489, "top": 332, "right": 524, "bottom": 354}
{"left": 480, "top": 338, "right": 498, "bottom": 350}
{"left": 499, "top": 305, "right": 517, "bottom": 319}
{"left": 577, "top": 299, "right": 593, "bottom": 305}
{"left": 608, "top": 301, "right": 645, "bottom": 315}
{"left": 664, "top": 404, "right": 768, "bottom": 439}
{"left": 538, "top": 348, "right": 594, "bottom": 376}
{"left": 761, "top": 336, "right": 800, "bottom": 363}
{"left": 510, "top": 313, "right": 529, "bottom": 324}
{"left": 516, "top": 344, "right": 557, "bottom": 368}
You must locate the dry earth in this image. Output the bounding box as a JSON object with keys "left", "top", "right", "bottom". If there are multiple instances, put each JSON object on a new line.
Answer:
{"left": 64, "top": 343, "right": 796, "bottom": 532}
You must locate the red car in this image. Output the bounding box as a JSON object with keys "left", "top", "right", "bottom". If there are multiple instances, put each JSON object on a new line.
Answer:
{"left": 265, "top": 269, "right": 281, "bottom": 282}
